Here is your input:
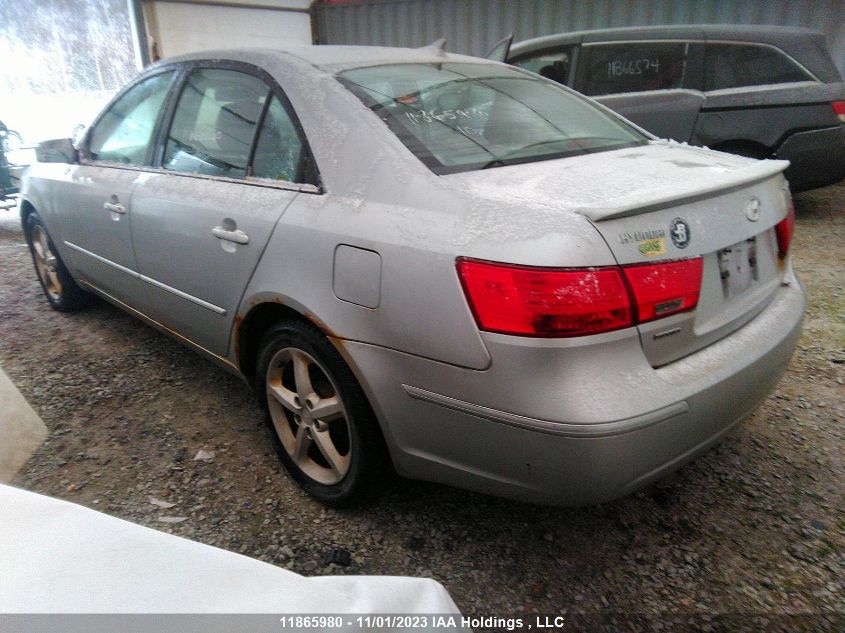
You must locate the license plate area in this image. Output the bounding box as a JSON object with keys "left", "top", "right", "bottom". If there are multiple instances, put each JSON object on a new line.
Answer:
{"left": 718, "top": 238, "right": 758, "bottom": 299}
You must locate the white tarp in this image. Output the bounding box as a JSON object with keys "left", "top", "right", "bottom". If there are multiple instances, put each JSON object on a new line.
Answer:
{"left": 0, "top": 485, "right": 459, "bottom": 621}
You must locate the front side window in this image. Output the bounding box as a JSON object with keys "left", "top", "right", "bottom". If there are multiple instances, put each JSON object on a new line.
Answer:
{"left": 704, "top": 44, "right": 812, "bottom": 91}
{"left": 578, "top": 42, "right": 689, "bottom": 96}
{"left": 339, "top": 63, "right": 646, "bottom": 175}
{"left": 88, "top": 71, "right": 174, "bottom": 165}
{"left": 512, "top": 47, "right": 574, "bottom": 85}
{"left": 163, "top": 68, "right": 269, "bottom": 178}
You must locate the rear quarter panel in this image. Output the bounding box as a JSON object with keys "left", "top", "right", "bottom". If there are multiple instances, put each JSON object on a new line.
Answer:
{"left": 693, "top": 81, "right": 845, "bottom": 149}
{"left": 235, "top": 53, "right": 614, "bottom": 371}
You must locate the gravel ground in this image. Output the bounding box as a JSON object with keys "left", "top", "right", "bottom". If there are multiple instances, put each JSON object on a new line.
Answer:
{"left": 1, "top": 183, "right": 843, "bottom": 630}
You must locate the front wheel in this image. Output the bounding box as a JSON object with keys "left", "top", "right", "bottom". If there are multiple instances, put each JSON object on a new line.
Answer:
{"left": 255, "top": 320, "right": 390, "bottom": 507}
{"left": 25, "top": 211, "right": 91, "bottom": 312}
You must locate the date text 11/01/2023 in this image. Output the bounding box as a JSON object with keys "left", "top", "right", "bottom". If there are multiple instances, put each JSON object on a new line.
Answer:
{"left": 278, "top": 615, "right": 568, "bottom": 630}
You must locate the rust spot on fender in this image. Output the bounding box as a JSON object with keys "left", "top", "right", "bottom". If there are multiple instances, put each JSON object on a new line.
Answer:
{"left": 231, "top": 313, "right": 245, "bottom": 363}
{"left": 303, "top": 310, "right": 339, "bottom": 339}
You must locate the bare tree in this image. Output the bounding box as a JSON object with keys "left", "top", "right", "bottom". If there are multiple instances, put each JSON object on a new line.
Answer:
{"left": 0, "top": 0, "right": 137, "bottom": 95}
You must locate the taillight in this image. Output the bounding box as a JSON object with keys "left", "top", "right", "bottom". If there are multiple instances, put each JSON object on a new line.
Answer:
{"left": 456, "top": 259, "right": 632, "bottom": 337}
{"left": 775, "top": 203, "right": 795, "bottom": 257}
{"left": 833, "top": 101, "right": 845, "bottom": 123}
{"left": 456, "top": 257, "right": 702, "bottom": 338}
{"left": 622, "top": 258, "right": 704, "bottom": 323}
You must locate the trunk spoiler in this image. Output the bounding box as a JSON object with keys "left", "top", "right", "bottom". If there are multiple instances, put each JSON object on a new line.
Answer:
{"left": 581, "top": 158, "right": 789, "bottom": 222}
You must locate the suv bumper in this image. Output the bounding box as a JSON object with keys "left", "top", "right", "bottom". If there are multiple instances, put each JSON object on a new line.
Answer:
{"left": 777, "top": 125, "right": 845, "bottom": 192}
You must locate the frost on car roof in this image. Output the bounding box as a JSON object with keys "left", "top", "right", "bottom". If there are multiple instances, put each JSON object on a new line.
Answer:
{"left": 163, "top": 45, "right": 495, "bottom": 73}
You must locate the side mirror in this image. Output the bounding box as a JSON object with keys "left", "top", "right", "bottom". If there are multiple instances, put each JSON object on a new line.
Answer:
{"left": 71, "top": 124, "right": 87, "bottom": 147}
{"left": 35, "top": 138, "right": 78, "bottom": 164}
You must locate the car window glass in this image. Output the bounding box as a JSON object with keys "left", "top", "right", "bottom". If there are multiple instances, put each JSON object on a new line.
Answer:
{"left": 163, "top": 68, "right": 269, "bottom": 178}
{"left": 704, "top": 44, "right": 811, "bottom": 91}
{"left": 340, "top": 63, "right": 646, "bottom": 175}
{"left": 251, "top": 96, "right": 303, "bottom": 182}
{"left": 88, "top": 71, "right": 174, "bottom": 165}
{"left": 579, "top": 42, "right": 688, "bottom": 96}
{"left": 513, "top": 47, "right": 574, "bottom": 85}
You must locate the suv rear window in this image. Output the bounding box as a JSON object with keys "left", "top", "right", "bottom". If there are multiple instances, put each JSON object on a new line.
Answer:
{"left": 704, "top": 43, "right": 812, "bottom": 91}
{"left": 339, "top": 62, "right": 646, "bottom": 175}
{"left": 578, "top": 42, "right": 689, "bottom": 96}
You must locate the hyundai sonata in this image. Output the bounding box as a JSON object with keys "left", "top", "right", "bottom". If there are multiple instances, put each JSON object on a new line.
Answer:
{"left": 21, "top": 45, "right": 803, "bottom": 506}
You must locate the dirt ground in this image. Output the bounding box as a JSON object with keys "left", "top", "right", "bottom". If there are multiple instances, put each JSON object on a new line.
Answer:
{"left": 0, "top": 182, "right": 843, "bottom": 630}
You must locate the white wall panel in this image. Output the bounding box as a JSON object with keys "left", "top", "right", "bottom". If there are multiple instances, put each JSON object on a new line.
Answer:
{"left": 145, "top": 1, "right": 312, "bottom": 59}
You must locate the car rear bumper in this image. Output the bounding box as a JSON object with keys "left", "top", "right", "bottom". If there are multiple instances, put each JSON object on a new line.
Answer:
{"left": 777, "top": 125, "right": 845, "bottom": 192}
{"left": 337, "top": 278, "right": 805, "bottom": 505}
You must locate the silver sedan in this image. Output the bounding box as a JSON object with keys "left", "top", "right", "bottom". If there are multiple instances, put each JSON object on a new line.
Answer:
{"left": 21, "top": 46, "right": 804, "bottom": 506}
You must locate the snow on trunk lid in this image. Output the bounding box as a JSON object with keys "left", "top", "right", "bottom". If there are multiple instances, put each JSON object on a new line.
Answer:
{"left": 589, "top": 173, "right": 792, "bottom": 367}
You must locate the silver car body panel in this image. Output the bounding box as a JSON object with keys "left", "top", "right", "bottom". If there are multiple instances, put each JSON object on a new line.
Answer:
{"left": 21, "top": 46, "right": 804, "bottom": 504}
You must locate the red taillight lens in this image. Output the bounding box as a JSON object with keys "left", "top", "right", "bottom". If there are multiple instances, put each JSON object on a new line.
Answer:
{"left": 622, "top": 258, "right": 704, "bottom": 323}
{"left": 456, "top": 259, "right": 633, "bottom": 337}
{"left": 457, "top": 257, "right": 703, "bottom": 338}
{"left": 833, "top": 101, "right": 845, "bottom": 123}
{"left": 775, "top": 203, "right": 795, "bottom": 257}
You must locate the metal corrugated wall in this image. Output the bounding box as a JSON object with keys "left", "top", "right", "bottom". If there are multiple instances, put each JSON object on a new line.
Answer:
{"left": 314, "top": 0, "right": 845, "bottom": 75}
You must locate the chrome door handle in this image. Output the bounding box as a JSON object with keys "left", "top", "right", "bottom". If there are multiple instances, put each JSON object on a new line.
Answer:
{"left": 103, "top": 201, "right": 125, "bottom": 214}
{"left": 212, "top": 227, "right": 250, "bottom": 245}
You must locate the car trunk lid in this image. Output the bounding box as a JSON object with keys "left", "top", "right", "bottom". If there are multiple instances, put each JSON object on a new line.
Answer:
{"left": 446, "top": 140, "right": 792, "bottom": 366}
{"left": 570, "top": 144, "right": 792, "bottom": 366}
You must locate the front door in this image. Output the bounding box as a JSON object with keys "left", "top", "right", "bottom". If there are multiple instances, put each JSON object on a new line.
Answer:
{"left": 55, "top": 70, "right": 176, "bottom": 302}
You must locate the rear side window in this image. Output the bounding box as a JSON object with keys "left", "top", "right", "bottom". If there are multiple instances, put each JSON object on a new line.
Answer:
{"left": 88, "top": 71, "right": 174, "bottom": 165}
{"left": 704, "top": 44, "right": 812, "bottom": 91}
{"left": 163, "top": 68, "right": 269, "bottom": 178}
{"left": 512, "top": 47, "right": 575, "bottom": 85}
{"left": 578, "top": 42, "right": 688, "bottom": 96}
{"left": 252, "top": 96, "right": 303, "bottom": 182}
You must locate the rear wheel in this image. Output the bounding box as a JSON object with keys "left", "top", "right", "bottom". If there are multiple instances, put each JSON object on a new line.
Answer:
{"left": 25, "top": 211, "right": 91, "bottom": 312}
{"left": 255, "top": 320, "right": 390, "bottom": 507}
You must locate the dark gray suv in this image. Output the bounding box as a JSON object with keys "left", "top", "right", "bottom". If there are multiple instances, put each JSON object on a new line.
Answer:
{"left": 496, "top": 25, "right": 845, "bottom": 192}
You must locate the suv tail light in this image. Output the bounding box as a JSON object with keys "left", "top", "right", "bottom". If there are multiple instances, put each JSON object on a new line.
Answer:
{"left": 833, "top": 101, "right": 845, "bottom": 123}
{"left": 775, "top": 203, "right": 795, "bottom": 257}
{"left": 457, "top": 257, "right": 702, "bottom": 338}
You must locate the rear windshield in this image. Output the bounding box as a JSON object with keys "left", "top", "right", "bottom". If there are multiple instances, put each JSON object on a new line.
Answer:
{"left": 338, "top": 62, "right": 647, "bottom": 174}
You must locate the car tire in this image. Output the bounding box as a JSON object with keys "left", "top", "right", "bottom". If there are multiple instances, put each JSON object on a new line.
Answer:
{"left": 255, "top": 320, "right": 391, "bottom": 507}
{"left": 24, "top": 211, "right": 92, "bottom": 312}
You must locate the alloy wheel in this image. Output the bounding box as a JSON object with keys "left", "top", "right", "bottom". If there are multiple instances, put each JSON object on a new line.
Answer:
{"left": 265, "top": 347, "right": 352, "bottom": 485}
{"left": 31, "top": 225, "right": 62, "bottom": 301}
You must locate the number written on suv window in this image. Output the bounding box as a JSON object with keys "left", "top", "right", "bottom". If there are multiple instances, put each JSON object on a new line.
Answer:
{"left": 579, "top": 43, "right": 689, "bottom": 96}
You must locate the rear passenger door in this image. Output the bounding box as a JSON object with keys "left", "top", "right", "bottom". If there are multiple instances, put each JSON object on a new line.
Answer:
{"left": 575, "top": 41, "right": 704, "bottom": 141}
{"left": 129, "top": 63, "right": 315, "bottom": 358}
